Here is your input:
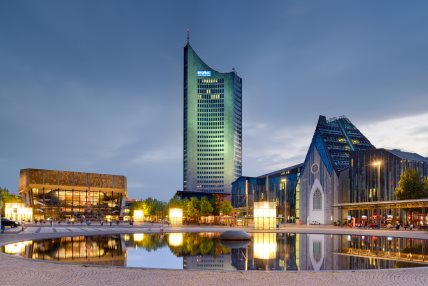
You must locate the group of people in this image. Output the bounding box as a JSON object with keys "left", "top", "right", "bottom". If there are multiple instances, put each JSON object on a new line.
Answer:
{"left": 33, "top": 219, "right": 132, "bottom": 226}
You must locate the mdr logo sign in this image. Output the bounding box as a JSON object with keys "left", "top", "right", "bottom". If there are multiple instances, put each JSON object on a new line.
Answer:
{"left": 197, "top": 71, "right": 211, "bottom": 77}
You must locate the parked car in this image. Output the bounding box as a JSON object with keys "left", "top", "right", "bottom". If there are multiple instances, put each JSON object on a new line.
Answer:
{"left": 1, "top": 218, "right": 20, "bottom": 228}
{"left": 310, "top": 220, "right": 321, "bottom": 225}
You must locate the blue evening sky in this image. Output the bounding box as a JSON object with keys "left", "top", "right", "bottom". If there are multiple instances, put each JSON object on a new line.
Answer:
{"left": 1, "top": 1, "right": 427, "bottom": 200}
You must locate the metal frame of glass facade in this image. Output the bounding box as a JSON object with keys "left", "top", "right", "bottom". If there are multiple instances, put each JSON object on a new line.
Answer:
{"left": 299, "top": 115, "right": 375, "bottom": 224}
{"left": 338, "top": 148, "right": 428, "bottom": 226}
{"left": 231, "top": 164, "right": 302, "bottom": 221}
{"left": 19, "top": 168, "right": 127, "bottom": 221}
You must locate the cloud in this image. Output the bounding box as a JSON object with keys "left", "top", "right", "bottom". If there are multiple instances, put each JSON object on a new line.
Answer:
{"left": 360, "top": 112, "right": 428, "bottom": 156}
{"left": 127, "top": 181, "right": 145, "bottom": 189}
{"left": 243, "top": 112, "right": 428, "bottom": 177}
{"left": 243, "top": 121, "right": 313, "bottom": 175}
{"left": 132, "top": 146, "right": 181, "bottom": 165}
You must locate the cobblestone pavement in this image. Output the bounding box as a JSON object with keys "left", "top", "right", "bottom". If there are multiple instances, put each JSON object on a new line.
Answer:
{"left": 1, "top": 225, "right": 428, "bottom": 286}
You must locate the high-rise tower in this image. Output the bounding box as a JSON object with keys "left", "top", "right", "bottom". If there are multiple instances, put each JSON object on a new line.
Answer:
{"left": 183, "top": 41, "right": 242, "bottom": 195}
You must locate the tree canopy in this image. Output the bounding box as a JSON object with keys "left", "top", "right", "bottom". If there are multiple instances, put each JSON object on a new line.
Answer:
{"left": 394, "top": 169, "right": 428, "bottom": 200}
{"left": 130, "top": 197, "right": 166, "bottom": 219}
{"left": 200, "top": 197, "right": 213, "bottom": 216}
{"left": 219, "top": 200, "right": 234, "bottom": 216}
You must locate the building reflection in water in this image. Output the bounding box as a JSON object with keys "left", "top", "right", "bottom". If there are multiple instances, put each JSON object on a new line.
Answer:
{"left": 1, "top": 233, "right": 428, "bottom": 271}
{"left": 2, "top": 235, "right": 126, "bottom": 266}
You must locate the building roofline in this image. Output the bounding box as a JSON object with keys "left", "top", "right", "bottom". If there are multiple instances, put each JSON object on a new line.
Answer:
{"left": 257, "top": 163, "right": 304, "bottom": 178}
{"left": 20, "top": 168, "right": 126, "bottom": 178}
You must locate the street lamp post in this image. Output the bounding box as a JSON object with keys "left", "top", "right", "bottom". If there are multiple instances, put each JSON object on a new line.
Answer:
{"left": 372, "top": 161, "right": 382, "bottom": 201}
{"left": 281, "top": 179, "right": 287, "bottom": 221}
{"left": 373, "top": 161, "right": 382, "bottom": 226}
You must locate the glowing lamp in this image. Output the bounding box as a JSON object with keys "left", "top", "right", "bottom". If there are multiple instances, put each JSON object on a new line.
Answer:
{"left": 168, "top": 233, "right": 183, "bottom": 247}
{"left": 253, "top": 233, "right": 277, "bottom": 259}
{"left": 253, "top": 201, "right": 276, "bottom": 229}
{"left": 133, "top": 210, "right": 144, "bottom": 222}
{"left": 169, "top": 208, "right": 183, "bottom": 225}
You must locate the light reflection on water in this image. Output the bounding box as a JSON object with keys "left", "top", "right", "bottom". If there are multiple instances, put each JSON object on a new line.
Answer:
{"left": 1, "top": 233, "right": 428, "bottom": 271}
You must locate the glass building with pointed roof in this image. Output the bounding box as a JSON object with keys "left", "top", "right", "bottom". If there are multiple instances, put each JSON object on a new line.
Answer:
{"left": 183, "top": 42, "right": 242, "bottom": 195}
{"left": 299, "top": 115, "right": 374, "bottom": 224}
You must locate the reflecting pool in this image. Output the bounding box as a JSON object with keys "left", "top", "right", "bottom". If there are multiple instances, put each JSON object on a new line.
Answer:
{"left": 2, "top": 233, "right": 428, "bottom": 271}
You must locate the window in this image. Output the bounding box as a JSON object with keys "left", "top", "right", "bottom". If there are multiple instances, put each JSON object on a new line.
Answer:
{"left": 313, "top": 189, "right": 322, "bottom": 210}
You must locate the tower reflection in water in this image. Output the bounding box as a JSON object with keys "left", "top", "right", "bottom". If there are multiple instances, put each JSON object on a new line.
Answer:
{"left": 2, "top": 233, "right": 428, "bottom": 271}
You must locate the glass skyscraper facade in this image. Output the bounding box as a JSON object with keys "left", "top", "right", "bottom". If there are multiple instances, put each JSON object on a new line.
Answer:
{"left": 183, "top": 43, "right": 242, "bottom": 194}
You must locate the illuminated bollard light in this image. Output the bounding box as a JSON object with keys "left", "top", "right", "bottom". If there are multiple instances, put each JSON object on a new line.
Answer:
{"left": 133, "top": 210, "right": 144, "bottom": 222}
{"left": 253, "top": 202, "right": 276, "bottom": 229}
{"left": 169, "top": 208, "right": 183, "bottom": 225}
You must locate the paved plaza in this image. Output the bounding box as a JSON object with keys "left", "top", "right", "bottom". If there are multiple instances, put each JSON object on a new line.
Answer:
{"left": 1, "top": 224, "right": 428, "bottom": 286}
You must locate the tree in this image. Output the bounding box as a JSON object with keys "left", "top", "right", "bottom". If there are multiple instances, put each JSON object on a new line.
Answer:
{"left": 186, "top": 197, "right": 200, "bottom": 222}
{"left": 181, "top": 198, "right": 190, "bottom": 221}
{"left": 219, "top": 200, "right": 233, "bottom": 216}
{"left": 167, "top": 196, "right": 184, "bottom": 210}
{"left": 210, "top": 195, "right": 222, "bottom": 216}
{"left": 130, "top": 197, "right": 166, "bottom": 221}
{"left": 200, "top": 197, "right": 213, "bottom": 216}
{"left": 130, "top": 201, "right": 145, "bottom": 216}
{"left": 395, "top": 169, "right": 428, "bottom": 200}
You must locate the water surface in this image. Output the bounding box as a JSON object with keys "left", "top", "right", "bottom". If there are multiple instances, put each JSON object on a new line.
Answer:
{"left": 2, "top": 232, "right": 427, "bottom": 271}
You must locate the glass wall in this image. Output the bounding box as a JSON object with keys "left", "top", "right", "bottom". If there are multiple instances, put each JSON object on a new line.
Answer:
{"left": 348, "top": 149, "right": 428, "bottom": 226}
{"left": 31, "top": 188, "right": 122, "bottom": 221}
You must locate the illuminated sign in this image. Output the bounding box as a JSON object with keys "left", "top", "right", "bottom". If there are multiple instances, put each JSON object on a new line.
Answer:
{"left": 197, "top": 71, "right": 211, "bottom": 77}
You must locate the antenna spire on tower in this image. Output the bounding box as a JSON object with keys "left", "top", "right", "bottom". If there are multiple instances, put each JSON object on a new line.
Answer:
{"left": 186, "top": 28, "right": 190, "bottom": 44}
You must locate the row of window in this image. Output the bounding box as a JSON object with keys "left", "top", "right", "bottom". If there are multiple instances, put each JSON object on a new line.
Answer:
{"left": 197, "top": 114, "right": 224, "bottom": 118}
{"left": 197, "top": 89, "right": 224, "bottom": 94}
{"left": 197, "top": 153, "right": 223, "bottom": 157}
{"left": 198, "top": 78, "right": 224, "bottom": 84}
{"left": 197, "top": 140, "right": 224, "bottom": 143}
{"left": 197, "top": 117, "right": 224, "bottom": 121}
{"left": 197, "top": 122, "right": 224, "bottom": 126}
{"left": 197, "top": 130, "right": 224, "bottom": 134}
{"left": 197, "top": 103, "right": 224, "bottom": 108}
{"left": 197, "top": 144, "right": 224, "bottom": 147}
{"left": 197, "top": 136, "right": 224, "bottom": 139}
{"left": 197, "top": 162, "right": 224, "bottom": 165}
{"left": 197, "top": 166, "right": 224, "bottom": 169}
{"left": 197, "top": 171, "right": 224, "bottom": 175}
{"left": 197, "top": 109, "right": 224, "bottom": 113}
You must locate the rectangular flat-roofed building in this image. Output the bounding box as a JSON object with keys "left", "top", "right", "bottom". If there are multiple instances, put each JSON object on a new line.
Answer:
{"left": 19, "top": 168, "right": 127, "bottom": 221}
